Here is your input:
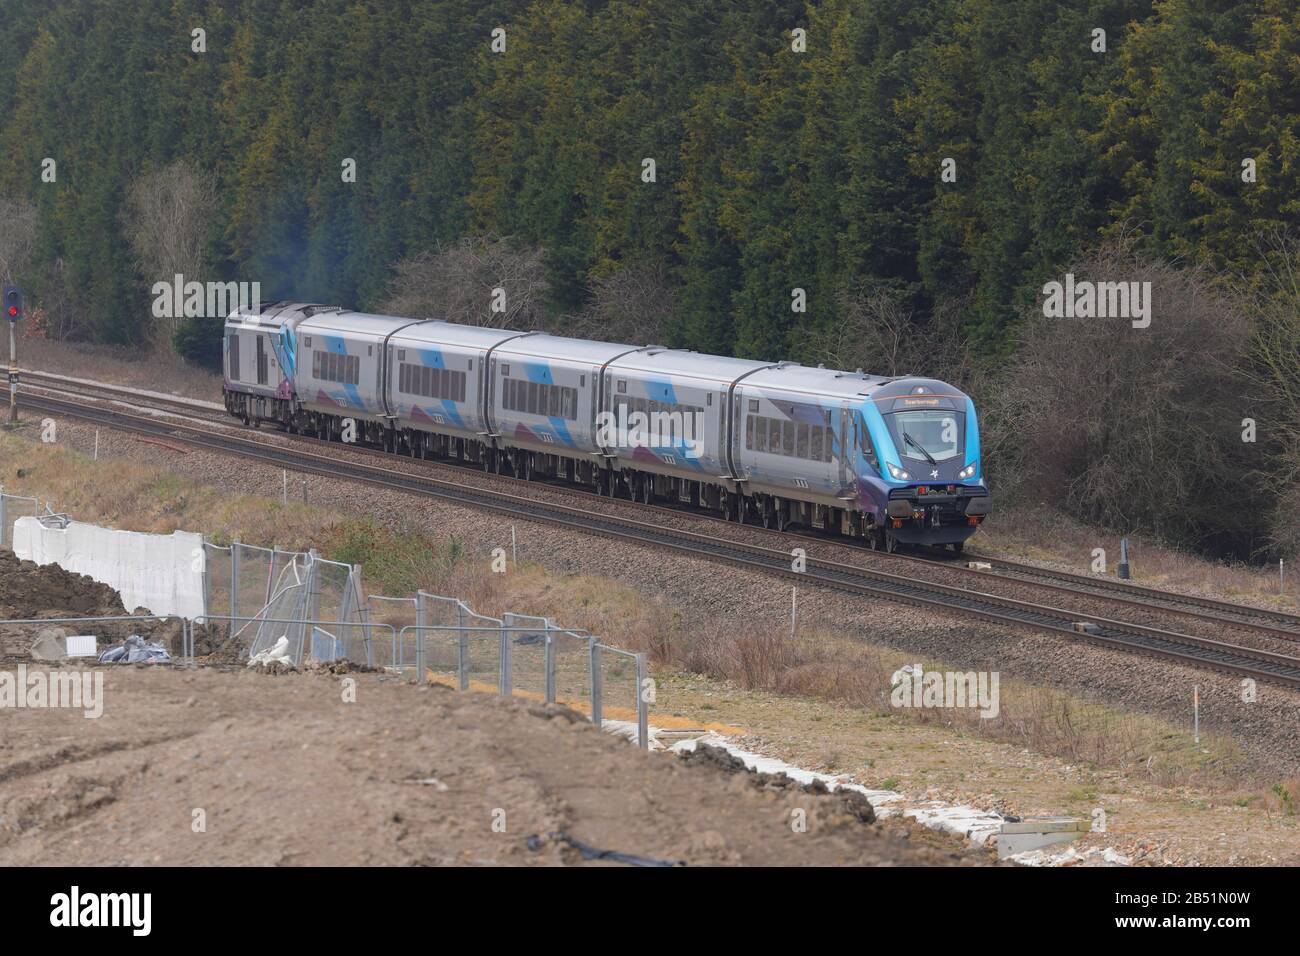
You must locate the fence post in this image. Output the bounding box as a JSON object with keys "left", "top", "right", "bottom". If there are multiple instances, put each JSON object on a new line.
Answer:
{"left": 635, "top": 652, "right": 649, "bottom": 750}
{"left": 298, "top": 550, "right": 321, "bottom": 664}
{"left": 414, "top": 594, "right": 426, "bottom": 682}
{"left": 353, "top": 566, "right": 374, "bottom": 667}
{"left": 201, "top": 542, "right": 211, "bottom": 621}
{"left": 457, "top": 604, "right": 469, "bottom": 691}
{"left": 499, "top": 621, "right": 511, "bottom": 697}
{"left": 231, "top": 539, "right": 241, "bottom": 631}
{"left": 266, "top": 545, "right": 279, "bottom": 605}
{"left": 544, "top": 629, "right": 557, "bottom": 704}
{"left": 0, "top": 489, "right": 7, "bottom": 549}
{"left": 590, "top": 642, "right": 602, "bottom": 727}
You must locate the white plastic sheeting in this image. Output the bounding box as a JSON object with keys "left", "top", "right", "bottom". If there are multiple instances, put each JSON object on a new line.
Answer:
{"left": 12, "top": 517, "right": 205, "bottom": 619}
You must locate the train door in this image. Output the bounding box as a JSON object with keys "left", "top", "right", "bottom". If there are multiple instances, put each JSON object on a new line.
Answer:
{"left": 256, "top": 335, "right": 268, "bottom": 386}
{"left": 716, "top": 387, "right": 728, "bottom": 474}
{"left": 729, "top": 387, "right": 744, "bottom": 479}
{"left": 485, "top": 355, "right": 499, "bottom": 436}
{"left": 838, "top": 400, "right": 853, "bottom": 487}
{"left": 590, "top": 364, "right": 604, "bottom": 450}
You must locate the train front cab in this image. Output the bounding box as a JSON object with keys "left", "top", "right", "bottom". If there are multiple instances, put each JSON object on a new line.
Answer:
{"left": 865, "top": 380, "right": 991, "bottom": 551}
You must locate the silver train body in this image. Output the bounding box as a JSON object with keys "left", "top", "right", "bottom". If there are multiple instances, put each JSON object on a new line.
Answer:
{"left": 223, "top": 302, "right": 991, "bottom": 549}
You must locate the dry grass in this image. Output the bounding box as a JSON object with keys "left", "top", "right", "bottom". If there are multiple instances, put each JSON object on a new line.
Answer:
{"left": 18, "top": 334, "right": 222, "bottom": 400}
{"left": 976, "top": 502, "right": 1299, "bottom": 612}
{"left": 0, "top": 433, "right": 330, "bottom": 547}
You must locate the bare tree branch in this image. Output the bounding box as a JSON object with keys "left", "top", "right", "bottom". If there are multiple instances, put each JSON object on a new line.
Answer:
{"left": 121, "top": 161, "right": 218, "bottom": 349}
{"left": 378, "top": 236, "right": 549, "bottom": 330}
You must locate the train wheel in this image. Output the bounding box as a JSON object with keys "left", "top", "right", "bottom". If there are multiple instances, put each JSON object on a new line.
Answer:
{"left": 950, "top": 541, "right": 964, "bottom": 554}
{"left": 884, "top": 532, "right": 898, "bottom": 553}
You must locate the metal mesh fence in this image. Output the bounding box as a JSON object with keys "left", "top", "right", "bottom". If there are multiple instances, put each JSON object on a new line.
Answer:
{"left": 368, "top": 595, "right": 417, "bottom": 669}
{"left": 202, "top": 543, "right": 231, "bottom": 621}
{"left": 217, "top": 549, "right": 368, "bottom": 667}
{"left": 0, "top": 491, "right": 40, "bottom": 550}
{"left": 552, "top": 629, "right": 594, "bottom": 716}
{"left": 1, "top": 501, "right": 650, "bottom": 744}
{"left": 597, "top": 645, "right": 642, "bottom": 733}
{"left": 502, "top": 612, "right": 551, "bottom": 703}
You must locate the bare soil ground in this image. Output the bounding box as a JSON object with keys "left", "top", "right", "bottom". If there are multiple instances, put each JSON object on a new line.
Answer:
{"left": 0, "top": 663, "right": 994, "bottom": 866}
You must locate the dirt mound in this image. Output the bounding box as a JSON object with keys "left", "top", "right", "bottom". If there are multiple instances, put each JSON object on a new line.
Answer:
{"left": 304, "top": 658, "right": 378, "bottom": 676}
{"left": 0, "top": 548, "right": 125, "bottom": 620}
{"left": 0, "top": 549, "right": 187, "bottom": 659}
{"left": 678, "top": 743, "right": 876, "bottom": 824}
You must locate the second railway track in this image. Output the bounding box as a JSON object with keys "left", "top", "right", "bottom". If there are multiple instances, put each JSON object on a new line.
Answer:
{"left": 17, "top": 388, "right": 1300, "bottom": 690}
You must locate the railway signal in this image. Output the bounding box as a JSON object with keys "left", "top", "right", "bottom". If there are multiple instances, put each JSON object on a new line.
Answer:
{"left": 4, "top": 285, "right": 20, "bottom": 424}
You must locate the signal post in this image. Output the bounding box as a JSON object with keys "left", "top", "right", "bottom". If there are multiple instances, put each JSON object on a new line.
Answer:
{"left": 4, "top": 285, "right": 20, "bottom": 425}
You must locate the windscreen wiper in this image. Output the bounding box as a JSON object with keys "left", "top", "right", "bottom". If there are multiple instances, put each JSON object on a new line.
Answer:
{"left": 903, "top": 431, "right": 938, "bottom": 466}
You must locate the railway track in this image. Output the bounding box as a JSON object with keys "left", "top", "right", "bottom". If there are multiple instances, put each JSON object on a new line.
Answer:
{"left": 960, "top": 554, "right": 1300, "bottom": 635}
{"left": 20, "top": 370, "right": 227, "bottom": 422}
{"left": 17, "top": 388, "right": 1300, "bottom": 690}
{"left": 33, "top": 368, "right": 1298, "bottom": 642}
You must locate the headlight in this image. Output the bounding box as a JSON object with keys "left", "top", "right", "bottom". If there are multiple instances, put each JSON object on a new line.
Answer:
{"left": 886, "top": 462, "right": 910, "bottom": 480}
{"left": 958, "top": 463, "right": 977, "bottom": 479}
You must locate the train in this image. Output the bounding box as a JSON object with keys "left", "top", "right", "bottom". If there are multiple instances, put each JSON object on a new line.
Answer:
{"left": 222, "top": 301, "right": 990, "bottom": 551}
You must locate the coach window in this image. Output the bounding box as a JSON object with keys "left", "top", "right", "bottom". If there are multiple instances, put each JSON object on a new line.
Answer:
{"left": 782, "top": 420, "right": 794, "bottom": 456}
{"left": 229, "top": 334, "right": 240, "bottom": 380}
{"left": 810, "top": 425, "right": 823, "bottom": 462}
{"left": 796, "top": 422, "right": 810, "bottom": 459}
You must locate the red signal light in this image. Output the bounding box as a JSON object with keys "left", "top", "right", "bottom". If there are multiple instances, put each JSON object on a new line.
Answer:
{"left": 5, "top": 307, "right": 15, "bottom": 317}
